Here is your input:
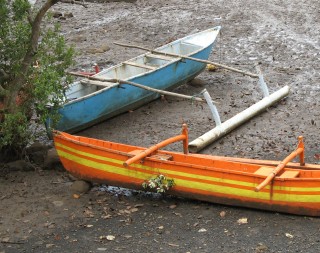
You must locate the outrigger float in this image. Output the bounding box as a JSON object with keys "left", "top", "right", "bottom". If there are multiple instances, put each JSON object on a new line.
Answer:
{"left": 54, "top": 125, "right": 320, "bottom": 216}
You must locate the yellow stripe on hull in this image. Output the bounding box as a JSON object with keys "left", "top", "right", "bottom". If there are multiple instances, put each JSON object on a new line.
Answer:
{"left": 57, "top": 147, "right": 320, "bottom": 204}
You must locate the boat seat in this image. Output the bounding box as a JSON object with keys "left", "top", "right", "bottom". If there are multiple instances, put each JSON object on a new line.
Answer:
{"left": 149, "top": 153, "right": 173, "bottom": 161}
{"left": 128, "top": 150, "right": 173, "bottom": 161}
{"left": 147, "top": 53, "right": 179, "bottom": 61}
{"left": 254, "top": 167, "right": 274, "bottom": 176}
{"left": 80, "top": 80, "right": 115, "bottom": 87}
{"left": 254, "top": 167, "right": 300, "bottom": 179}
{"left": 180, "top": 41, "right": 197, "bottom": 46}
{"left": 128, "top": 149, "right": 144, "bottom": 156}
{"left": 279, "top": 170, "right": 300, "bottom": 178}
{"left": 124, "top": 61, "right": 156, "bottom": 70}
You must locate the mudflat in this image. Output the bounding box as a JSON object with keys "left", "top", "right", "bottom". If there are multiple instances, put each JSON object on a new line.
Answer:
{"left": 1, "top": 0, "right": 319, "bottom": 252}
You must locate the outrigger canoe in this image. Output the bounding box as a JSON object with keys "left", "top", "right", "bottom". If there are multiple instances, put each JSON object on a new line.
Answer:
{"left": 47, "top": 27, "right": 221, "bottom": 133}
{"left": 53, "top": 125, "right": 320, "bottom": 216}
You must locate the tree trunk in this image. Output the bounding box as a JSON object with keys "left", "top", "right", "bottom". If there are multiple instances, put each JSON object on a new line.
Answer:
{"left": 5, "top": 0, "right": 60, "bottom": 113}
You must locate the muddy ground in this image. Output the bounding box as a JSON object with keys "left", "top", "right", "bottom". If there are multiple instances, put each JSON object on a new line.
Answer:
{"left": 1, "top": 0, "right": 320, "bottom": 252}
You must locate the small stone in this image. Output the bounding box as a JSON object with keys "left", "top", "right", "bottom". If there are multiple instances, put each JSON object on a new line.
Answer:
{"left": 51, "top": 11, "right": 63, "bottom": 18}
{"left": 71, "top": 180, "right": 91, "bottom": 194}
{"left": 256, "top": 244, "right": 268, "bottom": 252}
{"left": 188, "top": 78, "right": 206, "bottom": 87}
{"left": 106, "top": 235, "right": 115, "bottom": 241}
{"left": 237, "top": 218, "right": 248, "bottom": 224}
{"left": 52, "top": 201, "right": 64, "bottom": 207}
{"left": 64, "top": 12, "right": 74, "bottom": 18}
{"left": 220, "top": 211, "right": 226, "bottom": 217}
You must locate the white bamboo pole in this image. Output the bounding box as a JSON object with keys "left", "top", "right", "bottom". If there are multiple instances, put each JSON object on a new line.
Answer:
{"left": 188, "top": 85, "right": 290, "bottom": 153}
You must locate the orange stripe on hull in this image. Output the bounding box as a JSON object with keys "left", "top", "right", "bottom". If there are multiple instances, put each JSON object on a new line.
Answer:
{"left": 53, "top": 131, "right": 320, "bottom": 216}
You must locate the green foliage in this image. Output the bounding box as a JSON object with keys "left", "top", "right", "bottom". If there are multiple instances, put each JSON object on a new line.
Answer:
{"left": 0, "top": 112, "right": 29, "bottom": 149}
{"left": 142, "top": 174, "right": 175, "bottom": 193}
{"left": 29, "top": 23, "right": 74, "bottom": 124}
{"left": 0, "top": 0, "right": 75, "bottom": 155}
{"left": 0, "top": 0, "right": 32, "bottom": 78}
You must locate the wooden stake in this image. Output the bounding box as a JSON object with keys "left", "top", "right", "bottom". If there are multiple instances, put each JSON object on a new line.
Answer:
{"left": 114, "top": 42, "right": 259, "bottom": 78}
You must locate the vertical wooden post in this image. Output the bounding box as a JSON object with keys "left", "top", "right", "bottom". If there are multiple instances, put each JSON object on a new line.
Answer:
{"left": 298, "top": 136, "right": 305, "bottom": 166}
{"left": 182, "top": 124, "right": 189, "bottom": 154}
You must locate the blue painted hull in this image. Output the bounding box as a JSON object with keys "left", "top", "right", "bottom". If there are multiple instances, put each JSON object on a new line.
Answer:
{"left": 50, "top": 27, "right": 221, "bottom": 133}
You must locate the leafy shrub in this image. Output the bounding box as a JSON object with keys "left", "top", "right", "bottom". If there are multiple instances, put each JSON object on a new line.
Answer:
{"left": 0, "top": 0, "right": 74, "bottom": 158}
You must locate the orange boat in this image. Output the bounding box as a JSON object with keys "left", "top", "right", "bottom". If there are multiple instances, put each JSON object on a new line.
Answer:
{"left": 53, "top": 125, "right": 320, "bottom": 216}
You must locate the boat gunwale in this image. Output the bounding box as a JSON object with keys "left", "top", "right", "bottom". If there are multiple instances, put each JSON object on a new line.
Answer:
{"left": 54, "top": 132, "right": 320, "bottom": 182}
{"left": 63, "top": 26, "right": 221, "bottom": 105}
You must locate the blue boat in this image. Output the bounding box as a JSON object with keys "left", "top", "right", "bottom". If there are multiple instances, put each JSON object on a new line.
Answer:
{"left": 49, "top": 26, "right": 221, "bottom": 133}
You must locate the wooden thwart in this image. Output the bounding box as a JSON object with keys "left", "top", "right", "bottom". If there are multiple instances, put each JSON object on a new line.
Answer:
{"left": 147, "top": 53, "right": 179, "bottom": 61}
{"left": 254, "top": 167, "right": 300, "bottom": 178}
{"left": 80, "top": 79, "right": 114, "bottom": 87}
{"left": 254, "top": 167, "right": 274, "bottom": 177}
{"left": 124, "top": 61, "right": 156, "bottom": 70}
{"left": 279, "top": 171, "right": 300, "bottom": 179}
{"left": 255, "top": 137, "right": 305, "bottom": 192}
{"left": 128, "top": 150, "right": 173, "bottom": 161}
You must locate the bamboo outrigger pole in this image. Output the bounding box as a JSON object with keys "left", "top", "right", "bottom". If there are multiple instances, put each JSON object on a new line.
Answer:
{"left": 68, "top": 72, "right": 217, "bottom": 104}
{"left": 188, "top": 85, "right": 290, "bottom": 153}
{"left": 255, "top": 136, "right": 305, "bottom": 192}
{"left": 114, "top": 42, "right": 259, "bottom": 78}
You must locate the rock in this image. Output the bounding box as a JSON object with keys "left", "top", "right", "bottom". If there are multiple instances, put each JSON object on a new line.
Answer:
{"left": 6, "top": 160, "right": 33, "bottom": 172}
{"left": 71, "top": 35, "right": 87, "bottom": 43}
{"left": 188, "top": 78, "right": 206, "bottom": 87}
{"left": 43, "top": 148, "right": 63, "bottom": 170}
{"left": 52, "top": 201, "right": 64, "bottom": 207}
{"left": 71, "top": 180, "right": 91, "bottom": 194}
{"left": 26, "top": 142, "right": 49, "bottom": 165}
{"left": 64, "top": 12, "right": 74, "bottom": 18}
{"left": 30, "top": 151, "right": 46, "bottom": 165}
{"left": 86, "top": 44, "right": 110, "bottom": 54}
{"left": 46, "top": 244, "right": 55, "bottom": 248}
{"left": 50, "top": 11, "right": 63, "bottom": 18}
{"left": 26, "top": 142, "right": 47, "bottom": 154}
{"left": 255, "top": 244, "right": 268, "bottom": 252}
{"left": 100, "top": 44, "right": 110, "bottom": 52}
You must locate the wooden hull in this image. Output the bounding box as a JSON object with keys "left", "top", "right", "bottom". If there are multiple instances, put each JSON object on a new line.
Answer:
{"left": 53, "top": 131, "right": 320, "bottom": 216}
{"left": 48, "top": 27, "right": 221, "bottom": 133}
